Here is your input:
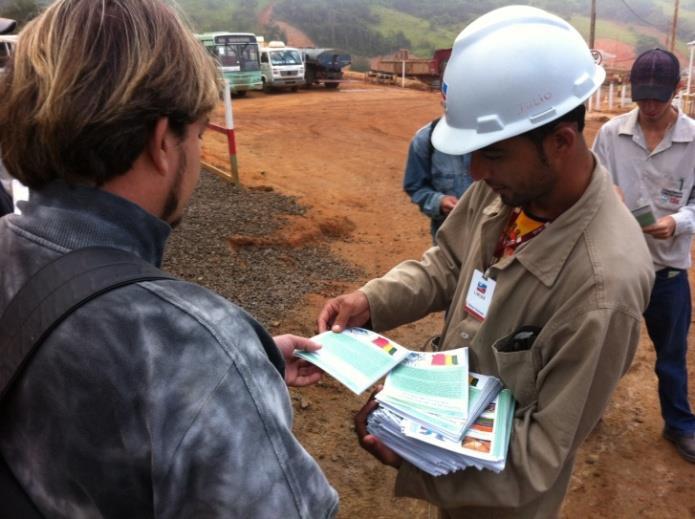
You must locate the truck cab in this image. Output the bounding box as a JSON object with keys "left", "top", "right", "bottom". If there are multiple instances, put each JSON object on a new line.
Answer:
{"left": 259, "top": 41, "right": 305, "bottom": 91}
{"left": 301, "top": 48, "right": 351, "bottom": 89}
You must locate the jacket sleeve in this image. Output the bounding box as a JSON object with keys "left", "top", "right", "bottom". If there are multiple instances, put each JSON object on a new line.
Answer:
{"left": 393, "top": 306, "right": 642, "bottom": 509}
{"left": 403, "top": 128, "right": 444, "bottom": 218}
{"left": 361, "top": 185, "right": 486, "bottom": 331}
{"left": 361, "top": 241, "right": 460, "bottom": 331}
{"left": 145, "top": 284, "right": 339, "bottom": 519}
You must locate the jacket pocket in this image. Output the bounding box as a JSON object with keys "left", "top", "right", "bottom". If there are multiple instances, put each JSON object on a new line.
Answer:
{"left": 492, "top": 327, "right": 542, "bottom": 408}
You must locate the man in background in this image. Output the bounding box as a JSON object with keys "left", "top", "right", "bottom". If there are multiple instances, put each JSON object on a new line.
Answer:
{"left": 403, "top": 117, "right": 473, "bottom": 243}
{"left": 0, "top": 0, "right": 338, "bottom": 516}
{"left": 594, "top": 48, "right": 695, "bottom": 463}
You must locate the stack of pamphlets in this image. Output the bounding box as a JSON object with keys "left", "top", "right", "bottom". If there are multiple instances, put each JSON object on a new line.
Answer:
{"left": 368, "top": 384, "right": 514, "bottom": 475}
{"left": 298, "top": 328, "right": 515, "bottom": 475}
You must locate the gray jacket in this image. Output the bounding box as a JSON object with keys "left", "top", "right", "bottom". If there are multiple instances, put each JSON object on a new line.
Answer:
{"left": 0, "top": 181, "right": 338, "bottom": 518}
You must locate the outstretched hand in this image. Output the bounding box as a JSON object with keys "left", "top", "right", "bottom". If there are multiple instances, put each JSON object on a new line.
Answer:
{"left": 317, "top": 290, "right": 371, "bottom": 333}
{"left": 354, "top": 385, "right": 402, "bottom": 468}
{"left": 273, "top": 334, "right": 324, "bottom": 387}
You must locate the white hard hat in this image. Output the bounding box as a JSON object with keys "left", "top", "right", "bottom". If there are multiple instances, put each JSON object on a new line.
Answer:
{"left": 432, "top": 5, "right": 605, "bottom": 155}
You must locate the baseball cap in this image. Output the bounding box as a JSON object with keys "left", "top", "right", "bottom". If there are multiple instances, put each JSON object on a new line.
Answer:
{"left": 630, "top": 49, "right": 680, "bottom": 102}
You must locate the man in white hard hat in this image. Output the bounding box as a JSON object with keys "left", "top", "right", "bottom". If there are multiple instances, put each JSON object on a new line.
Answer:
{"left": 318, "top": 6, "right": 654, "bottom": 518}
{"left": 594, "top": 49, "right": 695, "bottom": 464}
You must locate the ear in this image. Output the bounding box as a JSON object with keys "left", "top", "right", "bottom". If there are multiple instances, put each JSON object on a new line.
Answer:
{"left": 146, "top": 117, "right": 174, "bottom": 177}
{"left": 545, "top": 124, "right": 577, "bottom": 159}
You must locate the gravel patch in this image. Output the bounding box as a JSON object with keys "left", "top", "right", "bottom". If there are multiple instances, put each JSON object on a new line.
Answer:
{"left": 162, "top": 170, "right": 360, "bottom": 330}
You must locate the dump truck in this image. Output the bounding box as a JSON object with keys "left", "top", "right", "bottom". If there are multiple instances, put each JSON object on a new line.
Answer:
{"left": 369, "top": 48, "right": 452, "bottom": 87}
{"left": 300, "top": 48, "right": 351, "bottom": 89}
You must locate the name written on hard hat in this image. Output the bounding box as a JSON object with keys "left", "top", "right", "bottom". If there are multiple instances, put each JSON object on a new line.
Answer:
{"left": 517, "top": 92, "right": 553, "bottom": 116}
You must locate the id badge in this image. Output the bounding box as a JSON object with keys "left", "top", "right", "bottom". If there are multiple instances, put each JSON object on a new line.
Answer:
{"left": 465, "top": 269, "right": 496, "bottom": 321}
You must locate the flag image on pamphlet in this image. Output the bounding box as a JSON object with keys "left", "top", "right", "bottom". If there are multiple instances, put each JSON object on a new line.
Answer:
{"left": 296, "top": 328, "right": 411, "bottom": 394}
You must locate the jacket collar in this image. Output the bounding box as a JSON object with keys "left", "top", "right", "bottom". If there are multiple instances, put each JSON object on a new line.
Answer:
{"left": 16, "top": 180, "right": 171, "bottom": 267}
{"left": 485, "top": 156, "right": 608, "bottom": 288}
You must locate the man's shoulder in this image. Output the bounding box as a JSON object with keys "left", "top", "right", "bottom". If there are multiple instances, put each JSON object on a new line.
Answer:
{"left": 582, "top": 179, "right": 653, "bottom": 303}
{"left": 135, "top": 278, "right": 262, "bottom": 342}
{"left": 675, "top": 110, "right": 695, "bottom": 134}
{"left": 597, "top": 110, "right": 633, "bottom": 136}
{"left": 412, "top": 122, "right": 435, "bottom": 148}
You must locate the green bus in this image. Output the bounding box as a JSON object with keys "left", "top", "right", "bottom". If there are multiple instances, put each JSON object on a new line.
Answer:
{"left": 196, "top": 32, "right": 262, "bottom": 96}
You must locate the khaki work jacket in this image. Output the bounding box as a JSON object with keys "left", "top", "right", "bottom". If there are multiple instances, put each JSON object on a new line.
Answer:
{"left": 361, "top": 160, "right": 654, "bottom": 518}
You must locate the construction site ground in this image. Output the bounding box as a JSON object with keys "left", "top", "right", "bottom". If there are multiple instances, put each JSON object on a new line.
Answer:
{"left": 199, "top": 80, "right": 695, "bottom": 518}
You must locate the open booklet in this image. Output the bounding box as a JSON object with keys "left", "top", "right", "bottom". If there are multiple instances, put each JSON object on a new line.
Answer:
{"left": 296, "top": 328, "right": 411, "bottom": 394}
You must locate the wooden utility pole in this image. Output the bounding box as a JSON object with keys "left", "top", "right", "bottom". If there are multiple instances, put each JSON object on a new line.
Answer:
{"left": 589, "top": 0, "right": 596, "bottom": 49}
{"left": 669, "top": 0, "right": 680, "bottom": 52}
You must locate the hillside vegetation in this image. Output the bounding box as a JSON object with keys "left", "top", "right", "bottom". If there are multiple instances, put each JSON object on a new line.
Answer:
{"left": 2, "top": 0, "right": 693, "bottom": 63}
{"left": 176, "top": 0, "right": 693, "bottom": 63}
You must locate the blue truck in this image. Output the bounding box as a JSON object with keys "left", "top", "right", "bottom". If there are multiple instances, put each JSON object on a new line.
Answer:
{"left": 300, "top": 48, "right": 351, "bottom": 89}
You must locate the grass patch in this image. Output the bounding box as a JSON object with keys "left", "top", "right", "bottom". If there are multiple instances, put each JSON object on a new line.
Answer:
{"left": 371, "top": 5, "right": 458, "bottom": 57}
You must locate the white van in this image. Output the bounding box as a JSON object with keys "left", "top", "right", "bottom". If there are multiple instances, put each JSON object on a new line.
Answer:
{"left": 0, "top": 34, "right": 17, "bottom": 74}
{"left": 259, "top": 41, "right": 304, "bottom": 91}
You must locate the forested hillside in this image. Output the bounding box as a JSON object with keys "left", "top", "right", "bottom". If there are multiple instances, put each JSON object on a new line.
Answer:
{"left": 2, "top": 0, "right": 693, "bottom": 64}
{"left": 186, "top": 0, "right": 694, "bottom": 63}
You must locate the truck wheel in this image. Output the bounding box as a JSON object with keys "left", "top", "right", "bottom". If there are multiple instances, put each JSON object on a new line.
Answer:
{"left": 262, "top": 77, "right": 271, "bottom": 93}
{"left": 325, "top": 82, "right": 339, "bottom": 89}
{"left": 234, "top": 91, "right": 247, "bottom": 98}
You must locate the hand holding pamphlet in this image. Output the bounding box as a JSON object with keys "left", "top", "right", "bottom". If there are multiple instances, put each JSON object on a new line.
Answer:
{"left": 295, "top": 328, "right": 410, "bottom": 394}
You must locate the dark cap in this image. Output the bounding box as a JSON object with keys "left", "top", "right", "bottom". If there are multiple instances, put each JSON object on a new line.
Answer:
{"left": 630, "top": 49, "right": 680, "bottom": 102}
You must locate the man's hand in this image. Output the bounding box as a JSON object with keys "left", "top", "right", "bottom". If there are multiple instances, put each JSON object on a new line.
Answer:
{"left": 354, "top": 386, "right": 402, "bottom": 468}
{"left": 643, "top": 215, "right": 676, "bottom": 239}
{"left": 273, "top": 334, "right": 324, "bottom": 387}
{"left": 317, "top": 291, "right": 371, "bottom": 333}
{"left": 440, "top": 195, "right": 458, "bottom": 215}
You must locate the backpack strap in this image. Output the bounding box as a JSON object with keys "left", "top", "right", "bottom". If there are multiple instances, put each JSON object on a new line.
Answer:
{"left": 0, "top": 247, "right": 174, "bottom": 514}
{"left": 0, "top": 246, "right": 174, "bottom": 400}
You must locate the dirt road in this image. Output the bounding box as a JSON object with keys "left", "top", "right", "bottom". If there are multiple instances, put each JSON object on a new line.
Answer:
{"left": 202, "top": 81, "right": 695, "bottom": 518}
